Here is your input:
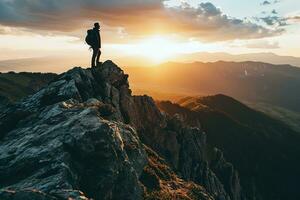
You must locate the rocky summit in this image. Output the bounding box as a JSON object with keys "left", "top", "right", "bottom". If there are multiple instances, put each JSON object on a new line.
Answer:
{"left": 0, "top": 61, "right": 244, "bottom": 200}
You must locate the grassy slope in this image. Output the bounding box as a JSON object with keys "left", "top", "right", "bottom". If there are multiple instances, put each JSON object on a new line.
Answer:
{"left": 141, "top": 146, "right": 213, "bottom": 200}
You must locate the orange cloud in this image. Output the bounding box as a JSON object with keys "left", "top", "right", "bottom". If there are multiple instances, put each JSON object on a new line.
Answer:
{"left": 0, "top": 0, "right": 284, "bottom": 41}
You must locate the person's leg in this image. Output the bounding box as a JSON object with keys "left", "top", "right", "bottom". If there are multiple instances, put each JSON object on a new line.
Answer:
{"left": 91, "top": 48, "right": 97, "bottom": 67}
{"left": 96, "top": 49, "right": 101, "bottom": 65}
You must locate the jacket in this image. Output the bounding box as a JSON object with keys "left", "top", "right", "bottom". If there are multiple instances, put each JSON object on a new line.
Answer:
{"left": 92, "top": 28, "right": 101, "bottom": 48}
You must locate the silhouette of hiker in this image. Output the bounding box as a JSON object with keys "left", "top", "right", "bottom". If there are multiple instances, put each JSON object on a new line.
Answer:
{"left": 86, "top": 22, "right": 101, "bottom": 67}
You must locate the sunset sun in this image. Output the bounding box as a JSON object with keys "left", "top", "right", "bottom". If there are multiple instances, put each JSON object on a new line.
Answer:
{"left": 136, "top": 36, "right": 175, "bottom": 62}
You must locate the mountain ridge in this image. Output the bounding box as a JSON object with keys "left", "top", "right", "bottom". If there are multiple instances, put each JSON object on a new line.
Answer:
{"left": 1, "top": 52, "right": 300, "bottom": 72}
{"left": 126, "top": 60, "right": 300, "bottom": 112}
{"left": 0, "top": 60, "right": 243, "bottom": 200}
{"left": 1, "top": 60, "right": 300, "bottom": 199}
{"left": 157, "top": 95, "right": 300, "bottom": 200}
{"left": 173, "top": 52, "right": 300, "bottom": 67}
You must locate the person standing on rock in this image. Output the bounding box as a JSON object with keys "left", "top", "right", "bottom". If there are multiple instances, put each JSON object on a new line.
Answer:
{"left": 86, "top": 22, "right": 102, "bottom": 67}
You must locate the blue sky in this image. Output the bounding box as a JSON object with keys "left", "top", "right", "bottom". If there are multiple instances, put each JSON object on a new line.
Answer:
{"left": 174, "top": 0, "right": 300, "bottom": 18}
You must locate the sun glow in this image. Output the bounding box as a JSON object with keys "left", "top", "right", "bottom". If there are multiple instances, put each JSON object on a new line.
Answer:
{"left": 108, "top": 35, "right": 226, "bottom": 65}
{"left": 110, "top": 35, "right": 179, "bottom": 64}
{"left": 135, "top": 36, "right": 175, "bottom": 62}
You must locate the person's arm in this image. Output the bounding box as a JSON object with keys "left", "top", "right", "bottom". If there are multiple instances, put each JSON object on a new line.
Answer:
{"left": 99, "top": 32, "right": 101, "bottom": 49}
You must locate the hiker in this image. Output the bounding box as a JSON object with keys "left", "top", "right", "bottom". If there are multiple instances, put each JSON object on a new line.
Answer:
{"left": 86, "top": 22, "right": 101, "bottom": 67}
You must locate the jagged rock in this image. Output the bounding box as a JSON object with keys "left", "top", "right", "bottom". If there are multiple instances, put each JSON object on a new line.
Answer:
{"left": 0, "top": 61, "right": 147, "bottom": 199}
{"left": 211, "top": 149, "right": 242, "bottom": 200}
{"left": 141, "top": 146, "right": 214, "bottom": 200}
{"left": 0, "top": 99, "right": 147, "bottom": 199}
{"left": 0, "top": 60, "right": 239, "bottom": 200}
{"left": 156, "top": 101, "right": 250, "bottom": 200}
{"left": 125, "top": 97, "right": 238, "bottom": 200}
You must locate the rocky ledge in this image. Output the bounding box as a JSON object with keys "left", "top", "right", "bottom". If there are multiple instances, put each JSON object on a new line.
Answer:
{"left": 0, "top": 61, "right": 244, "bottom": 200}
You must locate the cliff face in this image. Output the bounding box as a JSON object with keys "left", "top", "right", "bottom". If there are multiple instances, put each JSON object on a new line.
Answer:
{"left": 158, "top": 97, "right": 300, "bottom": 200}
{"left": 128, "top": 99, "right": 243, "bottom": 200}
{"left": 0, "top": 61, "right": 243, "bottom": 200}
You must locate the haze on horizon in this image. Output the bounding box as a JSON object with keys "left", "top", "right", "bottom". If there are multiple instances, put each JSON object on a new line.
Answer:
{"left": 1, "top": 0, "right": 300, "bottom": 72}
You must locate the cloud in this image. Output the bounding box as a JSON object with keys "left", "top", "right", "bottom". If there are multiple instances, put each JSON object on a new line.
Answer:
{"left": 245, "top": 40, "right": 279, "bottom": 49}
{"left": 271, "top": 9, "right": 278, "bottom": 15}
{"left": 261, "top": 0, "right": 280, "bottom": 6}
{"left": 163, "top": 2, "right": 283, "bottom": 41}
{"left": 286, "top": 16, "right": 300, "bottom": 23}
{"left": 0, "top": 25, "right": 39, "bottom": 36}
{"left": 0, "top": 0, "right": 164, "bottom": 31}
{"left": 261, "top": 1, "right": 271, "bottom": 6}
{"left": 260, "top": 16, "right": 288, "bottom": 26}
{"left": 0, "top": 0, "right": 284, "bottom": 42}
{"left": 261, "top": 9, "right": 278, "bottom": 16}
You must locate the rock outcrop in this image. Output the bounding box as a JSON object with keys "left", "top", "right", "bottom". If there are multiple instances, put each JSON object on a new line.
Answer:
{"left": 130, "top": 102, "right": 242, "bottom": 200}
{"left": 0, "top": 61, "right": 243, "bottom": 200}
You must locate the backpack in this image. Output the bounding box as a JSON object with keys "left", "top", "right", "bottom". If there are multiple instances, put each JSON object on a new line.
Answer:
{"left": 85, "top": 29, "right": 94, "bottom": 46}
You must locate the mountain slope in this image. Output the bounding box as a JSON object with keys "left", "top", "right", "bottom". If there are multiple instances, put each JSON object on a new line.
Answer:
{"left": 1, "top": 52, "right": 300, "bottom": 72}
{"left": 2, "top": 60, "right": 300, "bottom": 114}
{"left": 173, "top": 52, "right": 300, "bottom": 67}
{"left": 125, "top": 61, "right": 300, "bottom": 112}
{"left": 0, "top": 61, "right": 242, "bottom": 200}
{"left": 0, "top": 72, "right": 57, "bottom": 107}
{"left": 158, "top": 95, "right": 300, "bottom": 200}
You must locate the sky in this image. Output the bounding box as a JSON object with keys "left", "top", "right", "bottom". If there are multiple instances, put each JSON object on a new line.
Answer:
{"left": 0, "top": 0, "right": 300, "bottom": 68}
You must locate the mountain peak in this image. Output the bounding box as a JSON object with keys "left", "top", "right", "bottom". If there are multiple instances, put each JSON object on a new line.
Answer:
{"left": 1, "top": 60, "right": 242, "bottom": 200}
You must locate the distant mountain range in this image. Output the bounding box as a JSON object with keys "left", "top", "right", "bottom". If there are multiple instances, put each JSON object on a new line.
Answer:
{"left": 2, "top": 59, "right": 300, "bottom": 131}
{"left": 1, "top": 52, "right": 300, "bottom": 73}
{"left": 125, "top": 61, "right": 300, "bottom": 113}
{"left": 173, "top": 52, "right": 300, "bottom": 67}
{"left": 0, "top": 56, "right": 88, "bottom": 73}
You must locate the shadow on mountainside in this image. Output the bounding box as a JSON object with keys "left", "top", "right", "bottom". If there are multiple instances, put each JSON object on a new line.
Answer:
{"left": 158, "top": 95, "right": 300, "bottom": 200}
